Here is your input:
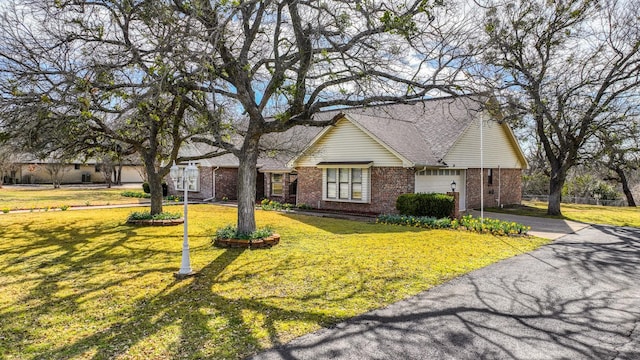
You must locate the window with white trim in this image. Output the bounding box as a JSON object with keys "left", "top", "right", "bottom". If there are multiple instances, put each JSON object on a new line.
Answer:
{"left": 271, "top": 173, "right": 284, "bottom": 196}
{"left": 324, "top": 168, "right": 368, "bottom": 202}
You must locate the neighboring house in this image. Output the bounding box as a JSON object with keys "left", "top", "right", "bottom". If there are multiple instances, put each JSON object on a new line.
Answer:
{"left": 7, "top": 156, "right": 145, "bottom": 185}
{"left": 170, "top": 95, "right": 528, "bottom": 214}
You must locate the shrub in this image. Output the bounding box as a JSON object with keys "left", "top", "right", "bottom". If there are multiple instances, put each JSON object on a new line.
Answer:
{"left": 214, "top": 224, "right": 274, "bottom": 240}
{"left": 142, "top": 183, "right": 168, "bottom": 195}
{"left": 396, "top": 193, "right": 454, "bottom": 218}
{"left": 297, "top": 203, "right": 312, "bottom": 210}
{"left": 2, "top": 208, "right": 9, "bottom": 214}
{"left": 121, "top": 191, "right": 151, "bottom": 199}
{"left": 456, "top": 215, "right": 529, "bottom": 236}
{"left": 261, "top": 199, "right": 283, "bottom": 211}
{"left": 127, "top": 211, "right": 181, "bottom": 221}
{"left": 60, "top": 205, "right": 70, "bottom": 211}
{"left": 215, "top": 224, "right": 238, "bottom": 240}
{"left": 260, "top": 199, "right": 294, "bottom": 211}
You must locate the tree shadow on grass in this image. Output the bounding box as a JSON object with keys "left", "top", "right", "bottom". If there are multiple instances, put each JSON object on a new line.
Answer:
{"left": 14, "top": 248, "right": 344, "bottom": 359}
{"left": 1, "top": 217, "right": 352, "bottom": 359}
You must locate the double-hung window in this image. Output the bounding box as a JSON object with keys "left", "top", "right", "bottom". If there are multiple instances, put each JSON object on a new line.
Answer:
{"left": 271, "top": 173, "right": 284, "bottom": 196}
{"left": 321, "top": 164, "right": 369, "bottom": 202}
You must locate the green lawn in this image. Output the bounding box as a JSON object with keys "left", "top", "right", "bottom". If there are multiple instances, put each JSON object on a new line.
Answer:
{"left": 490, "top": 200, "right": 640, "bottom": 228}
{"left": 0, "top": 205, "right": 548, "bottom": 359}
{"left": 0, "top": 186, "right": 148, "bottom": 210}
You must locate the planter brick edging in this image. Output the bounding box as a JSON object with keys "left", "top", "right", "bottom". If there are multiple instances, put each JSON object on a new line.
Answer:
{"left": 127, "top": 218, "right": 184, "bottom": 226}
{"left": 214, "top": 234, "right": 281, "bottom": 249}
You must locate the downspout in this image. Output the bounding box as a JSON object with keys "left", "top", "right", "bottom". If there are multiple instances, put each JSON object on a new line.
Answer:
{"left": 498, "top": 165, "right": 501, "bottom": 208}
{"left": 203, "top": 166, "right": 219, "bottom": 202}
{"left": 480, "top": 115, "right": 484, "bottom": 221}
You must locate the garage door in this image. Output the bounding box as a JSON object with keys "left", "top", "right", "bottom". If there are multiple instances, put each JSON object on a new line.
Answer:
{"left": 415, "top": 169, "right": 466, "bottom": 210}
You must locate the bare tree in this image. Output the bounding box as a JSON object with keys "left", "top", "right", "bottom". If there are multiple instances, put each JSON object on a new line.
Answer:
{"left": 166, "top": 0, "right": 476, "bottom": 234}
{"left": 595, "top": 120, "right": 640, "bottom": 207}
{"left": 0, "top": 145, "right": 18, "bottom": 188}
{"left": 1, "top": 0, "right": 475, "bottom": 228}
{"left": 0, "top": 1, "right": 226, "bottom": 214}
{"left": 480, "top": 0, "right": 640, "bottom": 215}
{"left": 42, "top": 153, "right": 71, "bottom": 189}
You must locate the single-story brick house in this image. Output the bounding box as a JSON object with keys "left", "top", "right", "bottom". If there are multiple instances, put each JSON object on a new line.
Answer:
{"left": 5, "top": 156, "right": 144, "bottom": 185}
{"left": 170, "top": 96, "right": 528, "bottom": 214}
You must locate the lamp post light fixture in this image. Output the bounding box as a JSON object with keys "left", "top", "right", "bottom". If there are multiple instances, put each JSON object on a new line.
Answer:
{"left": 170, "top": 161, "right": 199, "bottom": 277}
{"left": 450, "top": 180, "right": 457, "bottom": 192}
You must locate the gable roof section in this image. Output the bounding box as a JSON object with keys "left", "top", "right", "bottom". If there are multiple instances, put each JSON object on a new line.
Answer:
{"left": 290, "top": 96, "right": 484, "bottom": 167}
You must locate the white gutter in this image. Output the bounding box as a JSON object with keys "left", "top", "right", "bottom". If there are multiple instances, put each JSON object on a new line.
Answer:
{"left": 480, "top": 115, "right": 484, "bottom": 221}
{"left": 203, "top": 166, "right": 220, "bottom": 202}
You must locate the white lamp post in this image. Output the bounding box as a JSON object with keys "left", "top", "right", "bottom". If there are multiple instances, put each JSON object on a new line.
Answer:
{"left": 170, "top": 161, "right": 199, "bottom": 277}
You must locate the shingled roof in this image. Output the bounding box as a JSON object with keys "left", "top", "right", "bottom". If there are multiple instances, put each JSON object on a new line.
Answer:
{"left": 291, "top": 95, "right": 485, "bottom": 167}
{"left": 178, "top": 125, "right": 323, "bottom": 171}
{"left": 184, "top": 95, "right": 489, "bottom": 170}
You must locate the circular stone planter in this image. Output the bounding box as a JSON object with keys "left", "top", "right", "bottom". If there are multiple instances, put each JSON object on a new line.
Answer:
{"left": 214, "top": 234, "right": 280, "bottom": 249}
{"left": 127, "top": 218, "right": 184, "bottom": 226}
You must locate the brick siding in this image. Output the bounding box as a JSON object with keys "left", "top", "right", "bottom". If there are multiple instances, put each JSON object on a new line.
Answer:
{"left": 296, "top": 167, "right": 415, "bottom": 214}
{"left": 466, "top": 168, "right": 522, "bottom": 209}
{"left": 213, "top": 168, "right": 239, "bottom": 200}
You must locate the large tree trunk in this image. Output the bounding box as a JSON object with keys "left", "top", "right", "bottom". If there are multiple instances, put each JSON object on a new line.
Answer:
{"left": 143, "top": 158, "right": 164, "bottom": 215}
{"left": 547, "top": 166, "right": 566, "bottom": 216}
{"left": 237, "top": 137, "right": 260, "bottom": 235}
{"left": 615, "top": 168, "right": 637, "bottom": 207}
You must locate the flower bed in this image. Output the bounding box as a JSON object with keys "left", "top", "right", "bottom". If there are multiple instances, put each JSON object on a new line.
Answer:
{"left": 127, "top": 218, "right": 184, "bottom": 226}
{"left": 214, "top": 234, "right": 281, "bottom": 249}
{"left": 376, "top": 214, "right": 530, "bottom": 236}
{"left": 126, "top": 211, "right": 183, "bottom": 226}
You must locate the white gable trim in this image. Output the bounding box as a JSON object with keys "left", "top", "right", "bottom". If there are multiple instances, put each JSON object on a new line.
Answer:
{"left": 288, "top": 115, "right": 413, "bottom": 168}
{"left": 502, "top": 121, "right": 529, "bottom": 169}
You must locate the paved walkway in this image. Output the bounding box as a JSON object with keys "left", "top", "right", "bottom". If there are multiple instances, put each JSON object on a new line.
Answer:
{"left": 471, "top": 211, "right": 590, "bottom": 240}
{"left": 250, "top": 224, "right": 640, "bottom": 360}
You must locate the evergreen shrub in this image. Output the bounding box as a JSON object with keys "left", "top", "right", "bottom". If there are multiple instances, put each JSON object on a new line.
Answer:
{"left": 396, "top": 193, "right": 454, "bottom": 218}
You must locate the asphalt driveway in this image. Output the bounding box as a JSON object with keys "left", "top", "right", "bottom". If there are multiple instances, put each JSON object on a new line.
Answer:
{"left": 250, "top": 224, "right": 640, "bottom": 359}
